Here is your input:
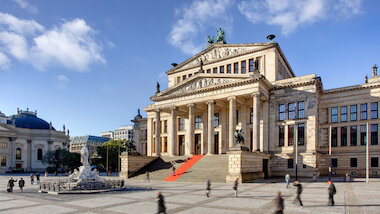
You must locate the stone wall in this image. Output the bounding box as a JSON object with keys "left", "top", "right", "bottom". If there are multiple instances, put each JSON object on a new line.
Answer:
{"left": 119, "top": 152, "right": 157, "bottom": 178}
{"left": 226, "top": 148, "right": 270, "bottom": 183}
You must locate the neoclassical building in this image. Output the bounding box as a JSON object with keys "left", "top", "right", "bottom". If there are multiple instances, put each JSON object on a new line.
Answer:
{"left": 144, "top": 39, "right": 380, "bottom": 177}
{"left": 0, "top": 109, "right": 70, "bottom": 172}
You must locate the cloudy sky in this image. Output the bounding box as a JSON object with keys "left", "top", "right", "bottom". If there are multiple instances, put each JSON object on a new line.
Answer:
{"left": 0, "top": 0, "right": 378, "bottom": 136}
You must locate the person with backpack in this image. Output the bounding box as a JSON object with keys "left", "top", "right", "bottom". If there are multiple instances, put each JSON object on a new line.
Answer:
{"left": 328, "top": 180, "right": 336, "bottom": 206}
{"left": 293, "top": 180, "right": 303, "bottom": 206}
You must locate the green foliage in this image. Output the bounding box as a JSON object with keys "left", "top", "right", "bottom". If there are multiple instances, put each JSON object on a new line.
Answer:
{"left": 42, "top": 149, "right": 80, "bottom": 172}
{"left": 93, "top": 139, "right": 128, "bottom": 172}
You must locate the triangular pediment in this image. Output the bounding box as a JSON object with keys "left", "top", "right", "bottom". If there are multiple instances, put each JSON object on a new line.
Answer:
{"left": 167, "top": 43, "right": 275, "bottom": 74}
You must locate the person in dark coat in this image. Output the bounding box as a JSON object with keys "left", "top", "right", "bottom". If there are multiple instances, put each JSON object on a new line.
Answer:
{"left": 328, "top": 181, "right": 336, "bottom": 206}
{"left": 156, "top": 191, "right": 166, "bottom": 214}
{"left": 36, "top": 172, "right": 40, "bottom": 184}
{"left": 145, "top": 172, "right": 150, "bottom": 183}
{"left": 233, "top": 178, "right": 239, "bottom": 197}
{"left": 8, "top": 177, "right": 17, "bottom": 193}
{"left": 293, "top": 180, "right": 303, "bottom": 206}
{"left": 172, "top": 165, "right": 176, "bottom": 176}
{"left": 18, "top": 178, "right": 25, "bottom": 192}
{"left": 30, "top": 173, "right": 34, "bottom": 185}
{"left": 206, "top": 179, "right": 211, "bottom": 197}
{"left": 274, "top": 191, "right": 284, "bottom": 214}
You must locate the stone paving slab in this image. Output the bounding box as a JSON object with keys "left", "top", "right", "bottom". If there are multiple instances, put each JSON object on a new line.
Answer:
{"left": 175, "top": 206, "right": 250, "bottom": 214}
{"left": 65, "top": 196, "right": 133, "bottom": 208}
{"left": 0, "top": 204, "right": 76, "bottom": 214}
{"left": 0, "top": 199, "right": 40, "bottom": 210}
{"left": 105, "top": 201, "right": 182, "bottom": 213}
{"left": 207, "top": 197, "right": 272, "bottom": 209}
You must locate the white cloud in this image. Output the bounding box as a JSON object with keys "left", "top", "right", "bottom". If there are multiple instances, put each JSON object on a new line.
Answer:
{"left": 12, "top": 0, "right": 38, "bottom": 14}
{"left": 168, "top": 0, "right": 234, "bottom": 55}
{"left": 238, "top": 0, "right": 362, "bottom": 35}
{"left": 57, "top": 74, "right": 70, "bottom": 82}
{"left": 56, "top": 74, "right": 70, "bottom": 89}
{"left": 0, "top": 13, "right": 106, "bottom": 71}
{"left": 0, "top": 52, "right": 11, "bottom": 70}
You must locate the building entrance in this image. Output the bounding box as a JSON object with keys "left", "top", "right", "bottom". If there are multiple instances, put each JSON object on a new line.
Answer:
{"left": 214, "top": 132, "right": 219, "bottom": 154}
{"left": 178, "top": 135, "right": 185, "bottom": 155}
{"left": 195, "top": 134, "right": 201, "bottom": 155}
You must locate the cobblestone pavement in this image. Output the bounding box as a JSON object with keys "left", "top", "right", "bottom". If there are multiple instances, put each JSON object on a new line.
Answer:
{"left": 0, "top": 174, "right": 379, "bottom": 213}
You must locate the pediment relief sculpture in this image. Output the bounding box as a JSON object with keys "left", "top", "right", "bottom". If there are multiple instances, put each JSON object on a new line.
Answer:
{"left": 164, "top": 78, "right": 236, "bottom": 96}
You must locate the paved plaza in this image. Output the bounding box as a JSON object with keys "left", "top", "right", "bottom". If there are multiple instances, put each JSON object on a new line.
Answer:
{"left": 0, "top": 175, "right": 379, "bottom": 213}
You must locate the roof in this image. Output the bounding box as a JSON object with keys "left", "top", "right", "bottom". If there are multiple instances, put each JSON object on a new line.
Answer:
{"left": 71, "top": 135, "right": 110, "bottom": 144}
{"left": 11, "top": 111, "right": 53, "bottom": 130}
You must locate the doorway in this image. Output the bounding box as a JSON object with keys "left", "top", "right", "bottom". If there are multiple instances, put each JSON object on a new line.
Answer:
{"left": 194, "top": 134, "right": 201, "bottom": 155}
{"left": 262, "top": 159, "right": 269, "bottom": 179}
{"left": 250, "top": 128, "right": 253, "bottom": 152}
{"left": 214, "top": 132, "right": 219, "bottom": 154}
{"left": 178, "top": 135, "right": 185, "bottom": 155}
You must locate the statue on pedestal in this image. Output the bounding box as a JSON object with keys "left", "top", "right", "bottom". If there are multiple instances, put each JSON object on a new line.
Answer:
{"left": 234, "top": 129, "right": 245, "bottom": 146}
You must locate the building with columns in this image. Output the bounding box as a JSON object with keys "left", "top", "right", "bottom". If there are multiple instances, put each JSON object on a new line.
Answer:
{"left": 0, "top": 109, "right": 70, "bottom": 173}
{"left": 144, "top": 40, "right": 380, "bottom": 177}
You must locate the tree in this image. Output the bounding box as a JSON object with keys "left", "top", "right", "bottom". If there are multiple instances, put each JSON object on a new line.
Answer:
{"left": 92, "top": 139, "right": 128, "bottom": 172}
{"left": 42, "top": 149, "right": 80, "bottom": 172}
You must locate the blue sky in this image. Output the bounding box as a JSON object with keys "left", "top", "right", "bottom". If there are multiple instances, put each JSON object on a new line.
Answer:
{"left": 0, "top": 0, "right": 379, "bottom": 137}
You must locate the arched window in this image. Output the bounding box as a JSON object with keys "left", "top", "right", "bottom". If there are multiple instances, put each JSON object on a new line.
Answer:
{"left": 37, "top": 149, "right": 43, "bottom": 160}
{"left": 16, "top": 148, "right": 21, "bottom": 160}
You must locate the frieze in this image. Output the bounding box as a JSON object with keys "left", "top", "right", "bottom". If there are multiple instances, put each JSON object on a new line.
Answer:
{"left": 166, "top": 78, "right": 236, "bottom": 96}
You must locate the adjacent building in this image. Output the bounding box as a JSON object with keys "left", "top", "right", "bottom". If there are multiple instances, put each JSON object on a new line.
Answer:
{"left": 0, "top": 109, "right": 70, "bottom": 172}
{"left": 69, "top": 135, "right": 110, "bottom": 157}
{"left": 144, "top": 39, "right": 380, "bottom": 177}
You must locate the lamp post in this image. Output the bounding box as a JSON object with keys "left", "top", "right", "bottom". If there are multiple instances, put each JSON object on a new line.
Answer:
{"left": 329, "top": 125, "right": 332, "bottom": 181}
{"left": 106, "top": 145, "right": 109, "bottom": 176}
{"left": 366, "top": 122, "right": 370, "bottom": 183}
{"left": 295, "top": 125, "right": 298, "bottom": 181}
{"left": 118, "top": 143, "right": 121, "bottom": 175}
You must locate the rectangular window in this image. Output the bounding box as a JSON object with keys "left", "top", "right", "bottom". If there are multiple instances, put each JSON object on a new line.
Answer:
{"left": 213, "top": 67, "right": 217, "bottom": 73}
{"left": 214, "top": 113, "right": 219, "bottom": 127}
{"left": 288, "top": 125, "right": 294, "bottom": 146}
{"left": 220, "top": 66, "right": 224, "bottom": 73}
{"left": 207, "top": 69, "right": 211, "bottom": 73}
{"left": 279, "top": 126, "right": 285, "bottom": 147}
{"left": 236, "top": 110, "right": 239, "bottom": 124}
{"left": 250, "top": 108, "right": 253, "bottom": 124}
{"left": 331, "top": 107, "right": 338, "bottom": 123}
{"left": 255, "top": 58, "right": 260, "bottom": 70}
{"left": 164, "top": 137, "right": 168, "bottom": 152}
{"left": 371, "top": 157, "right": 379, "bottom": 168}
{"left": 350, "top": 158, "right": 357, "bottom": 167}
{"left": 350, "top": 105, "right": 357, "bottom": 121}
{"left": 0, "top": 156, "right": 6, "bottom": 167}
{"left": 361, "top": 103, "right": 367, "bottom": 120}
{"left": 287, "top": 159, "right": 294, "bottom": 168}
{"left": 341, "top": 127, "right": 347, "bottom": 146}
{"left": 183, "top": 75, "right": 187, "bottom": 80}
{"left": 195, "top": 116, "right": 202, "bottom": 129}
{"left": 241, "top": 61, "right": 246, "bottom": 74}
{"left": 341, "top": 106, "right": 347, "bottom": 122}
{"left": 227, "top": 64, "right": 231, "bottom": 73}
{"left": 332, "top": 127, "right": 338, "bottom": 147}
{"left": 371, "top": 102, "right": 378, "bottom": 119}
{"left": 361, "top": 125, "right": 367, "bottom": 145}
{"left": 298, "top": 123, "right": 305, "bottom": 145}
{"left": 371, "top": 124, "right": 378, "bottom": 145}
{"left": 234, "top": 62, "right": 239, "bottom": 74}
{"left": 351, "top": 126, "right": 357, "bottom": 146}
{"left": 176, "top": 76, "right": 181, "bottom": 84}
{"left": 279, "top": 104, "right": 285, "bottom": 121}
{"left": 298, "top": 101, "right": 305, "bottom": 119}
{"left": 249, "top": 59, "right": 254, "bottom": 72}
{"left": 288, "top": 103, "right": 295, "bottom": 120}
{"left": 163, "top": 120, "right": 167, "bottom": 133}
{"left": 178, "top": 118, "right": 185, "bottom": 131}
{"left": 332, "top": 158, "right": 338, "bottom": 168}
{"left": 188, "top": 73, "right": 192, "bottom": 78}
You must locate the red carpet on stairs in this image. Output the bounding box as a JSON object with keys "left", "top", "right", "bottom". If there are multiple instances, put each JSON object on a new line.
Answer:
{"left": 164, "top": 155, "right": 204, "bottom": 182}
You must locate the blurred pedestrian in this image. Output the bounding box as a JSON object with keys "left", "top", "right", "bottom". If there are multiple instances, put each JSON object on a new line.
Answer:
{"left": 274, "top": 191, "right": 284, "bottom": 214}
{"left": 36, "top": 172, "right": 40, "bottom": 184}
{"left": 233, "top": 178, "right": 238, "bottom": 197}
{"left": 313, "top": 173, "right": 317, "bottom": 182}
{"left": 7, "top": 177, "right": 17, "bottom": 193}
{"left": 30, "top": 173, "right": 34, "bottom": 185}
{"left": 44, "top": 171, "right": 48, "bottom": 177}
{"left": 156, "top": 191, "right": 166, "bottom": 214}
{"left": 293, "top": 180, "right": 303, "bottom": 206}
{"left": 328, "top": 181, "right": 336, "bottom": 206}
{"left": 18, "top": 178, "right": 25, "bottom": 192}
{"left": 206, "top": 179, "right": 211, "bottom": 197}
{"left": 172, "top": 165, "right": 176, "bottom": 176}
{"left": 285, "top": 173, "right": 290, "bottom": 188}
{"left": 145, "top": 172, "right": 150, "bottom": 183}
{"left": 54, "top": 171, "right": 58, "bottom": 176}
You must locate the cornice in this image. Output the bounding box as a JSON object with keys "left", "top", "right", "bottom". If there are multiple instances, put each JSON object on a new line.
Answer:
{"left": 323, "top": 82, "right": 380, "bottom": 94}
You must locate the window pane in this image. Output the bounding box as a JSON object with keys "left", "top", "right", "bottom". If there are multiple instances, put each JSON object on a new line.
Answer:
{"left": 371, "top": 102, "right": 378, "bottom": 119}
{"left": 371, "top": 124, "right": 378, "bottom": 145}
{"left": 250, "top": 108, "right": 253, "bottom": 124}
{"left": 298, "top": 101, "right": 305, "bottom": 119}
{"left": 241, "top": 61, "right": 246, "bottom": 74}
{"left": 350, "top": 126, "right": 357, "bottom": 146}
{"left": 371, "top": 157, "right": 379, "bottom": 168}
{"left": 234, "top": 62, "right": 238, "bottom": 73}
{"left": 214, "top": 113, "right": 219, "bottom": 127}
{"left": 332, "top": 127, "right": 337, "bottom": 147}
{"left": 341, "top": 127, "right": 347, "bottom": 146}
{"left": 350, "top": 158, "right": 357, "bottom": 167}
{"left": 331, "top": 107, "right": 338, "bottom": 123}
{"left": 341, "top": 106, "right": 347, "bottom": 122}
{"left": 361, "top": 125, "right": 367, "bottom": 145}
{"left": 350, "top": 105, "right": 357, "bottom": 121}
{"left": 249, "top": 59, "right": 254, "bottom": 72}
{"left": 298, "top": 123, "right": 305, "bottom": 145}
{"left": 361, "top": 104, "right": 367, "bottom": 120}
{"left": 279, "top": 104, "right": 285, "bottom": 121}
{"left": 220, "top": 66, "right": 224, "bottom": 73}
{"left": 287, "top": 159, "right": 294, "bottom": 168}
{"left": 279, "top": 126, "right": 285, "bottom": 147}
{"left": 227, "top": 64, "right": 231, "bottom": 73}
{"left": 207, "top": 69, "right": 211, "bottom": 73}
{"left": 213, "top": 67, "right": 217, "bottom": 73}
{"left": 288, "top": 125, "right": 294, "bottom": 146}
{"left": 332, "top": 158, "right": 338, "bottom": 168}
{"left": 288, "top": 103, "right": 295, "bottom": 120}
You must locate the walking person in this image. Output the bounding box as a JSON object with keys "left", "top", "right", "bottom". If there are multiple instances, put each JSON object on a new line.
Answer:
{"left": 172, "top": 165, "right": 176, "bottom": 176}
{"left": 285, "top": 173, "right": 290, "bottom": 188}
{"left": 274, "top": 191, "right": 284, "bottom": 214}
{"left": 293, "top": 180, "right": 303, "bottom": 206}
{"left": 145, "top": 172, "right": 150, "bottom": 183}
{"left": 7, "top": 177, "right": 17, "bottom": 193}
{"left": 36, "top": 172, "right": 40, "bottom": 184}
{"left": 18, "top": 178, "right": 25, "bottom": 192}
{"left": 30, "top": 173, "right": 34, "bottom": 185}
{"left": 233, "top": 178, "right": 238, "bottom": 197}
{"left": 206, "top": 179, "right": 211, "bottom": 197}
{"left": 156, "top": 191, "right": 166, "bottom": 214}
{"left": 328, "top": 181, "right": 336, "bottom": 206}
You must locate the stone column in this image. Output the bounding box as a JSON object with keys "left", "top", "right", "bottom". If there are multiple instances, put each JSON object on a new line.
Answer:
{"left": 207, "top": 100, "right": 215, "bottom": 155}
{"left": 228, "top": 97, "right": 236, "bottom": 148}
{"left": 8, "top": 137, "right": 16, "bottom": 168}
{"left": 154, "top": 109, "right": 161, "bottom": 156}
{"left": 187, "top": 104, "right": 194, "bottom": 155}
{"left": 27, "top": 140, "right": 32, "bottom": 172}
{"left": 252, "top": 93, "right": 260, "bottom": 151}
{"left": 169, "top": 107, "right": 177, "bottom": 156}
{"left": 47, "top": 140, "right": 53, "bottom": 152}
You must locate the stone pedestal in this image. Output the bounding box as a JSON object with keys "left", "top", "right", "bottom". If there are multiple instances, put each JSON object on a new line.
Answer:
{"left": 119, "top": 152, "right": 157, "bottom": 178}
{"left": 226, "top": 148, "right": 271, "bottom": 183}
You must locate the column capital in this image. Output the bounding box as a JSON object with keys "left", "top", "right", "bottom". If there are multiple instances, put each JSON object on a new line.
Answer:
{"left": 154, "top": 108, "right": 160, "bottom": 113}
{"left": 227, "top": 96, "right": 236, "bottom": 101}
{"left": 27, "top": 139, "right": 32, "bottom": 144}
{"left": 206, "top": 100, "right": 215, "bottom": 105}
{"left": 186, "top": 103, "right": 195, "bottom": 108}
{"left": 8, "top": 137, "right": 17, "bottom": 141}
{"left": 169, "top": 106, "right": 177, "bottom": 111}
{"left": 251, "top": 92, "right": 260, "bottom": 98}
